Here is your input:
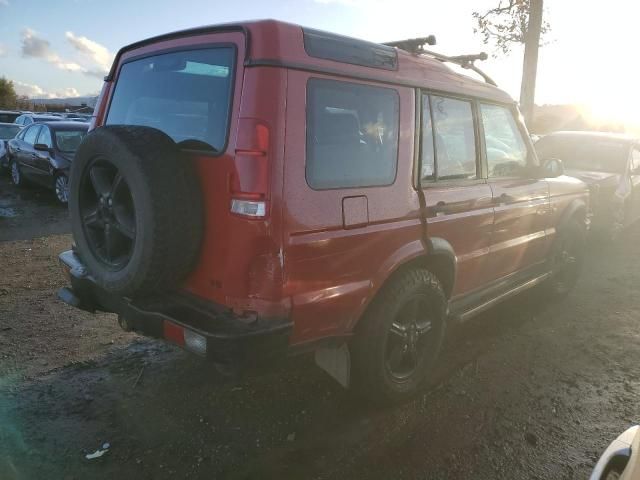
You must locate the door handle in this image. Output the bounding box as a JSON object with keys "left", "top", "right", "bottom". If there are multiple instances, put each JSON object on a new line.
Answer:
{"left": 494, "top": 193, "right": 513, "bottom": 204}
{"left": 432, "top": 201, "right": 447, "bottom": 217}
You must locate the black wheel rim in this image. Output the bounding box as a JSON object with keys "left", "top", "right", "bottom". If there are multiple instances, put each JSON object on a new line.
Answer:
{"left": 79, "top": 158, "right": 136, "bottom": 270}
{"left": 55, "top": 175, "right": 69, "bottom": 203}
{"left": 384, "top": 295, "right": 435, "bottom": 381}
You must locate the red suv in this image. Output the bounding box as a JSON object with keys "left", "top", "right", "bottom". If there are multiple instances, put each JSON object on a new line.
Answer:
{"left": 58, "top": 20, "right": 589, "bottom": 403}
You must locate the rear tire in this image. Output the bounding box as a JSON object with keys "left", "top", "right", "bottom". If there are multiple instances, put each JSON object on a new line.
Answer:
{"left": 350, "top": 269, "right": 447, "bottom": 405}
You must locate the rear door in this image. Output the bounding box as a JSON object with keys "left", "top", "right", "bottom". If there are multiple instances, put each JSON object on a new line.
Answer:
{"left": 420, "top": 93, "right": 494, "bottom": 297}
{"left": 480, "top": 103, "right": 550, "bottom": 280}
{"left": 19, "top": 125, "right": 41, "bottom": 180}
{"left": 283, "top": 72, "right": 419, "bottom": 343}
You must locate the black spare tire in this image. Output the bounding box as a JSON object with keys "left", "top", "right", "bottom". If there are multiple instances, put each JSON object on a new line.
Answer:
{"left": 69, "top": 126, "right": 203, "bottom": 297}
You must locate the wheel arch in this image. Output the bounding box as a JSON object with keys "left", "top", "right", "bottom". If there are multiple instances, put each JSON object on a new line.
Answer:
{"left": 348, "top": 237, "right": 456, "bottom": 332}
{"left": 558, "top": 198, "right": 588, "bottom": 232}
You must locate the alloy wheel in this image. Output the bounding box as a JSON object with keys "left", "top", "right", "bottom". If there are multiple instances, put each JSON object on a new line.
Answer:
{"left": 55, "top": 175, "right": 69, "bottom": 203}
{"left": 385, "top": 295, "right": 434, "bottom": 381}
{"left": 79, "top": 159, "right": 136, "bottom": 270}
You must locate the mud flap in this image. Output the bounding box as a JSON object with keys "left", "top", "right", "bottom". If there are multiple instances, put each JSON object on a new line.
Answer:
{"left": 314, "top": 343, "right": 351, "bottom": 388}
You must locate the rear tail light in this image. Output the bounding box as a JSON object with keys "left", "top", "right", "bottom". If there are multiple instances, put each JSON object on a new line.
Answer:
{"left": 230, "top": 119, "right": 270, "bottom": 218}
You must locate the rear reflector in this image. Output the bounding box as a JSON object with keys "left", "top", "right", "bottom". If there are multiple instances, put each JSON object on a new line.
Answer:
{"left": 163, "top": 321, "right": 207, "bottom": 356}
{"left": 163, "top": 321, "right": 184, "bottom": 346}
{"left": 230, "top": 199, "right": 266, "bottom": 218}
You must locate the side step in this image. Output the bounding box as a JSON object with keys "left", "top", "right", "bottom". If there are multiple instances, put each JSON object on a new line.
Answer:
{"left": 450, "top": 272, "right": 551, "bottom": 323}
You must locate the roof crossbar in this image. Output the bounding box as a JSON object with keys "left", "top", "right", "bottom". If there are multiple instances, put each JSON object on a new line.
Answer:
{"left": 383, "top": 37, "right": 497, "bottom": 87}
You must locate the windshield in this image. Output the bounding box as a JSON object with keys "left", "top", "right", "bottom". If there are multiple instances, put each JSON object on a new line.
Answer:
{"left": 0, "top": 125, "right": 20, "bottom": 140}
{"left": 535, "top": 136, "right": 629, "bottom": 173}
{"left": 106, "top": 47, "right": 235, "bottom": 153}
{"left": 55, "top": 130, "right": 87, "bottom": 153}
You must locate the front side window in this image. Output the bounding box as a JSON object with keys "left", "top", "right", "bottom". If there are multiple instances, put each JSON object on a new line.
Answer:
{"left": 106, "top": 47, "right": 235, "bottom": 153}
{"left": 23, "top": 125, "right": 41, "bottom": 145}
{"left": 38, "top": 127, "right": 52, "bottom": 147}
{"left": 306, "top": 78, "right": 399, "bottom": 189}
{"left": 481, "top": 103, "right": 529, "bottom": 178}
{"left": 430, "top": 96, "right": 477, "bottom": 180}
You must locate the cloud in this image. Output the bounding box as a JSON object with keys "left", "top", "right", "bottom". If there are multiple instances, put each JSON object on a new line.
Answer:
{"left": 20, "top": 28, "right": 85, "bottom": 73}
{"left": 0, "top": 43, "right": 7, "bottom": 57}
{"left": 65, "top": 31, "right": 113, "bottom": 73}
{"left": 13, "top": 81, "right": 80, "bottom": 99}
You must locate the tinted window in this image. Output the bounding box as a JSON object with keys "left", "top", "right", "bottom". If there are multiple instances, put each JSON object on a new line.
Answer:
{"left": 431, "top": 96, "right": 477, "bottom": 180}
{"left": 38, "top": 127, "right": 52, "bottom": 147}
{"left": 0, "top": 125, "right": 20, "bottom": 140}
{"left": 535, "top": 136, "right": 628, "bottom": 173}
{"left": 481, "top": 103, "right": 529, "bottom": 177}
{"left": 106, "top": 47, "right": 235, "bottom": 153}
{"left": 15, "top": 116, "right": 24, "bottom": 125}
{"left": 55, "top": 129, "right": 87, "bottom": 153}
{"left": 306, "top": 78, "right": 399, "bottom": 189}
{"left": 23, "top": 125, "right": 41, "bottom": 145}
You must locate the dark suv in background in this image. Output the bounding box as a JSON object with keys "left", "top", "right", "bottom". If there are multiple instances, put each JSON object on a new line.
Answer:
{"left": 58, "top": 20, "right": 589, "bottom": 403}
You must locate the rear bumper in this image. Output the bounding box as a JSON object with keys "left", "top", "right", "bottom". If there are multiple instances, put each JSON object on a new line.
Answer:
{"left": 57, "top": 250, "right": 292, "bottom": 365}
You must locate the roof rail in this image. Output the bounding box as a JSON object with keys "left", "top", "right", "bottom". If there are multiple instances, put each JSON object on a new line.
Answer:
{"left": 383, "top": 37, "right": 497, "bottom": 87}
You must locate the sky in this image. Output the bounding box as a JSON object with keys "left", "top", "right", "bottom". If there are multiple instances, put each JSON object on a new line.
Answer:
{"left": 0, "top": 0, "right": 638, "bottom": 125}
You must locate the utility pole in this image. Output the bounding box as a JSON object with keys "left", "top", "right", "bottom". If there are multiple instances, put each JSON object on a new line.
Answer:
{"left": 519, "top": 0, "right": 544, "bottom": 126}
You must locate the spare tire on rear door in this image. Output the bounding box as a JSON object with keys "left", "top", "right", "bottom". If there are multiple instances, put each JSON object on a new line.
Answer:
{"left": 68, "top": 125, "right": 203, "bottom": 298}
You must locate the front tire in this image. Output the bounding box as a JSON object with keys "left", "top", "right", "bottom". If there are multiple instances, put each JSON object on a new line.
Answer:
{"left": 54, "top": 173, "right": 70, "bottom": 204}
{"left": 351, "top": 269, "right": 447, "bottom": 405}
{"left": 543, "top": 216, "right": 586, "bottom": 299}
{"left": 10, "top": 159, "right": 24, "bottom": 187}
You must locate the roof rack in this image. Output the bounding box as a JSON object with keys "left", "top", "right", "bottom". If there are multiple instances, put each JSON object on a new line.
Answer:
{"left": 383, "top": 36, "right": 497, "bottom": 87}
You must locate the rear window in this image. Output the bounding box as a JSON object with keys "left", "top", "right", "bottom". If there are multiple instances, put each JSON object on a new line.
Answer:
{"left": 55, "top": 129, "right": 88, "bottom": 153}
{"left": 106, "top": 47, "right": 235, "bottom": 154}
{"left": 0, "top": 113, "right": 20, "bottom": 123}
{"left": 0, "top": 124, "right": 20, "bottom": 140}
{"left": 306, "top": 78, "right": 399, "bottom": 189}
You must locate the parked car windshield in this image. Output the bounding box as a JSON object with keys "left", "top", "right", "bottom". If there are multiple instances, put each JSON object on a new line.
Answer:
{"left": 55, "top": 130, "right": 87, "bottom": 153}
{"left": 0, "top": 124, "right": 20, "bottom": 140}
{"left": 106, "top": 47, "right": 235, "bottom": 153}
{"left": 535, "top": 135, "right": 629, "bottom": 173}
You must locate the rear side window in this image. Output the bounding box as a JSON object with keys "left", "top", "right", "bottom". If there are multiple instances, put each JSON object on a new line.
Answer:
{"left": 306, "top": 78, "right": 399, "bottom": 189}
{"left": 428, "top": 96, "right": 477, "bottom": 180}
{"left": 106, "top": 47, "right": 235, "bottom": 153}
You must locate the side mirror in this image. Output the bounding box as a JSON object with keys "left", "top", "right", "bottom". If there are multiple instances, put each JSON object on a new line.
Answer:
{"left": 540, "top": 158, "right": 564, "bottom": 178}
{"left": 34, "top": 143, "right": 51, "bottom": 152}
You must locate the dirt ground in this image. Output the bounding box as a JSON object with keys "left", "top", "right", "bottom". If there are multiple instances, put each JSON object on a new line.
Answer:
{"left": 1, "top": 173, "right": 640, "bottom": 480}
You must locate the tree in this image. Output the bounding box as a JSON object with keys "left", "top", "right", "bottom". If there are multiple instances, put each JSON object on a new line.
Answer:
{"left": 0, "top": 77, "right": 18, "bottom": 109}
{"left": 473, "top": 0, "right": 549, "bottom": 125}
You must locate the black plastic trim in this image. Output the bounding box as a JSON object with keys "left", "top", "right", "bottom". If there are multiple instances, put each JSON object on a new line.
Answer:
{"left": 303, "top": 27, "right": 397, "bottom": 71}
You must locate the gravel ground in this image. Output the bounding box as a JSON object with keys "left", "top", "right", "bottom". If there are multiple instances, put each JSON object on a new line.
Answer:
{"left": 1, "top": 175, "right": 639, "bottom": 479}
